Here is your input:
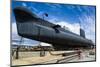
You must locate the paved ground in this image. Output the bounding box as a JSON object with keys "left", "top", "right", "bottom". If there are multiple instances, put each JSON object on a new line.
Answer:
{"left": 12, "top": 50, "right": 95, "bottom": 66}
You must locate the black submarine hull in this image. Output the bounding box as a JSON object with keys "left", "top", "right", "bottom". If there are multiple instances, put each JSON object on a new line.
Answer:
{"left": 13, "top": 7, "right": 94, "bottom": 50}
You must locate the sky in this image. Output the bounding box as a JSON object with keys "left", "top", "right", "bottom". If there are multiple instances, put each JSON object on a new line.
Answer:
{"left": 11, "top": 1, "right": 96, "bottom": 46}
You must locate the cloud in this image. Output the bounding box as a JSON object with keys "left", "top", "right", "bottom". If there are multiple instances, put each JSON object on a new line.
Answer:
{"left": 40, "top": 42, "right": 52, "bottom": 46}
{"left": 45, "top": 3, "right": 62, "bottom": 8}
{"left": 12, "top": 22, "right": 17, "bottom": 34}
{"left": 28, "top": 5, "right": 38, "bottom": 13}
{"left": 22, "top": 3, "right": 27, "bottom": 7}
{"left": 48, "top": 17, "right": 80, "bottom": 34}
{"left": 66, "top": 5, "right": 76, "bottom": 10}
{"left": 77, "top": 6, "right": 83, "bottom": 12}
{"left": 78, "top": 14, "right": 95, "bottom": 43}
{"left": 55, "top": 21, "right": 80, "bottom": 35}
{"left": 12, "top": 22, "right": 20, "bottom": 40}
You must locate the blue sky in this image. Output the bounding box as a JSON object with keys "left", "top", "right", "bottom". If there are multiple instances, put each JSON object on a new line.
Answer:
{"left": 11, "top": 1, "right": 96, "bottom": 46}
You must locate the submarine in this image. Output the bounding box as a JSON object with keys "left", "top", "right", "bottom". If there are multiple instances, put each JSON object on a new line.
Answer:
{"left": 13, "top": 7, "right": 94, "bottom": 50}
